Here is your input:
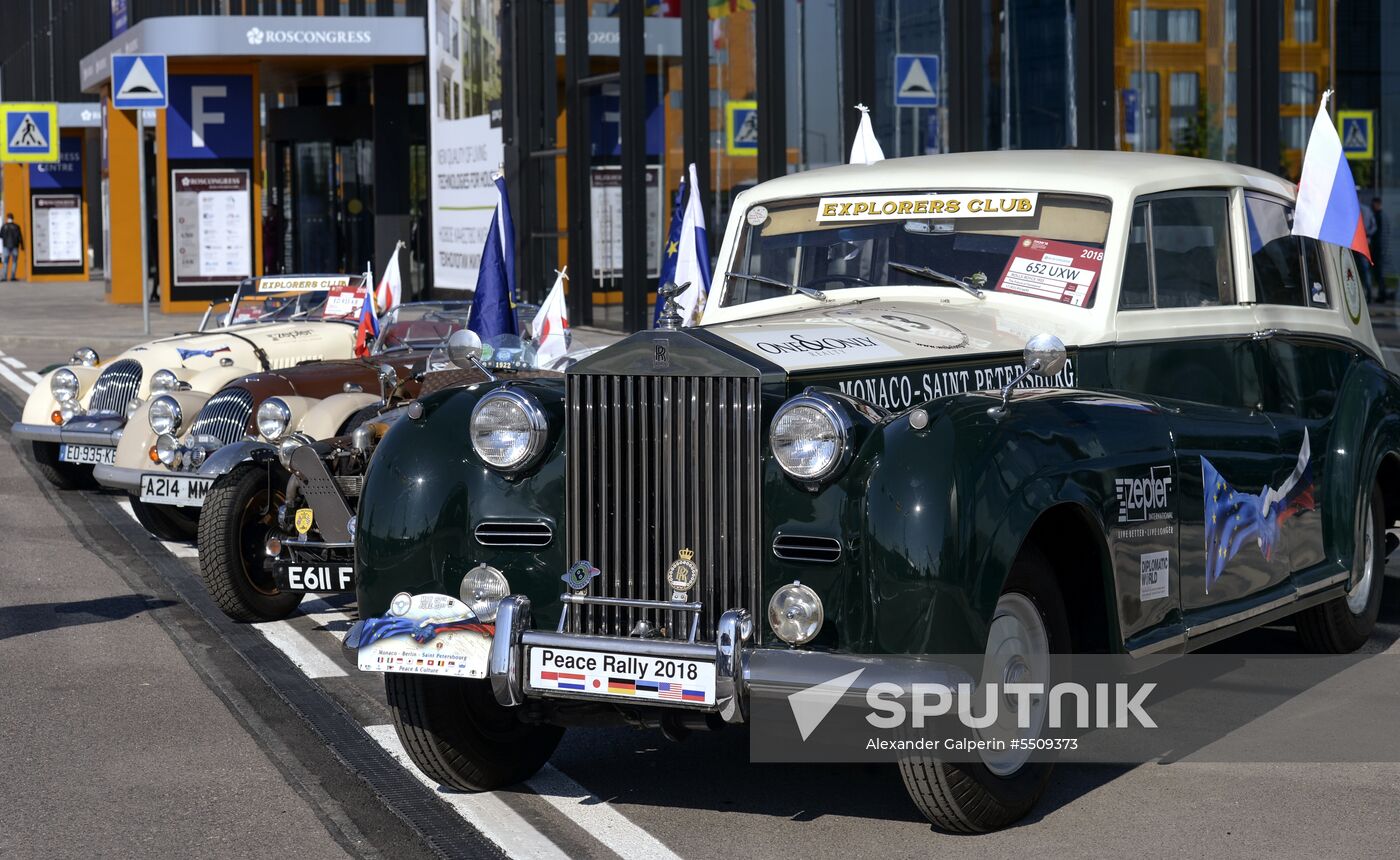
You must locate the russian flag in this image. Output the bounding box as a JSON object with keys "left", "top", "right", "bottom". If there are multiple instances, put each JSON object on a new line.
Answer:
{"left": 1293, "top": 91, "right": 1372, "bottom": 262}
{"left": 353, "top": 287, "right": 379, "bottom": 357}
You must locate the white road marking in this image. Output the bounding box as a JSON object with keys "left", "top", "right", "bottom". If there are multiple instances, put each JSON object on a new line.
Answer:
{"left": 22, "top": 370, "right": 41, "bottom": 383}
{"left": 114, "top": 497, "right": 201, "bottom": 557}
{"left": 3, "top": 356, "right": 23, "bottom": 368}
{"left": 0, "top": 362, "right": 35, "bottom": 394}
{"left": 298, "top": 594, "right": 354, "bottom": 642}
{"left": 525, "top": 764, "right": 684, "bottom": 860}
{"left": 252, "top": 619, "right": 348, "bottom": 678}
{"left": 367, "top": 724, "right": 573, "bottom": 860}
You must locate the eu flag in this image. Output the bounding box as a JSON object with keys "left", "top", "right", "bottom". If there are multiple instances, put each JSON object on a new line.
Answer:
{"left": 468, "top": 176, "right": 519, "bottom": 340}
{"left": 653, "top": 171, "right": 688, "bottom": 325}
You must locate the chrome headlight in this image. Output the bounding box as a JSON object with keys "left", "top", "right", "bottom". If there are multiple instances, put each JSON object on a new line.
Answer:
{"left": 469, "top": 389, "right": 548, "bottom": 472}
{"left": 58, "top": 402, "right": 84, "bottom": 423}
{"left": 257, "top": 398, "right": 292, "bottom": 440}
{"left": 155, "top": 433, "right": 180, "bottom": 467}
{"left": 459, "top": 564, "right": 509, "bottom": 623}
{"left": 50, "top": 368, "right": 79, "bottom": 403}
{"left": 277, "top": 436, "right": 303, "bottom": 469}
{"left": 770, "top": 394, "right": 851, "bottom": 483}
{"left": 149, "top": 369, "right": 180, "bottom": 394}
{"left": 768, "top": 581, "right": 824, "bottom": 645}
{"left": 148, "top": 395, "right": 183, "bottom": 435}
{"left": 71, "top": 347, "right": 99, "bottom": 367}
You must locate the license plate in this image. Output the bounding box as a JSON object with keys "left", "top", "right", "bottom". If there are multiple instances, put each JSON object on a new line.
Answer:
{"left": 527, "top": 646, "right": 716, "bottom": 706}
{"left": 274, "top": 561, "right": 354, "bottom": 593}
{"left": 139, "top": 473, "right": 212, "bottom": 507}
{"left": 59, "top": 444, "right": 115, "bottom": 465}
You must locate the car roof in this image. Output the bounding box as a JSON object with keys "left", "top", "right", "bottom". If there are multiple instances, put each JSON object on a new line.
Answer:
{"left": 735, "top": 150, "right": 1296, "bottom": 208}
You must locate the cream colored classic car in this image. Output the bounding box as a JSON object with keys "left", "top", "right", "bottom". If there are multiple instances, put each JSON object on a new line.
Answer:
{"left": 9, "top": 275, "right": 368, "bottom": 538}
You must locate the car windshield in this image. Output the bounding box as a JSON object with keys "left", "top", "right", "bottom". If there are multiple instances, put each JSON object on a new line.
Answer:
{"left": 724, "top": 191, "right": 1113, "bottom": 309}
{"left": 217, "top": 291, "right": 330, "bottom": 326}
{"left": 374, "top": 303, "right": 475, "bottom": 353}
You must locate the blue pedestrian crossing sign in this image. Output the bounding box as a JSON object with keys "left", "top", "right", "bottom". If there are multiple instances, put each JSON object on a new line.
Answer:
{"left": 0, "top": 103, "right": 59, "bottom": 163}
{"left": 112, "top": 54, "right": 168, "bottom": 110}
{"left": 1337, "top": 110, "right": 1374, "bottom": 160}
{"left": 894, "top": 54, "right": 939, "bottom": 108}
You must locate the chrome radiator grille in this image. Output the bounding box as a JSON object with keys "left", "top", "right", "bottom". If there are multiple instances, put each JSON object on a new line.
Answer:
{"left": 566, "top": 373, "right": 762, "bottom": 643}
{"left": 88, "top": 359, "right": 142, "bottom": 414}
{"left": 189, "top": 387, "right": 254, "bottom": 446}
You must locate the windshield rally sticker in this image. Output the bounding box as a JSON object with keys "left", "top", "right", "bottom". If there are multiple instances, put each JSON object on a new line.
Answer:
{"left": 995, "top": 237, "right": 1104, "bottom": 306}
{"left": 835, "top": 356, "right": 1077, "bottom": 411}
{"left": 815, "top": 193, "right": 1039, "bottom": 222}
{"left": 728, "top": 327, "right": 903, "bottom": 367}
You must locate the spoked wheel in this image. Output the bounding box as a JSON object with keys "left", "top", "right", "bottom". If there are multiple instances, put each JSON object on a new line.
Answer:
{"left": 128, "top": 495, "right": 200, "bottom": 542}
{"left": 197, "top": 463, "right": 301, "bottom": 622}
{"left": 898, "top": 546, "right": 1068, "bottom": 833}
{"left": 1295, "top": 480, "right": 1385, "bottom": 653}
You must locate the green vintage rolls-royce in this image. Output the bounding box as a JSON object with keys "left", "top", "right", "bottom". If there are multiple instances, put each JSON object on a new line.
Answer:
{"left": 346, "top": 151, "right": 1396, "bottom": 832}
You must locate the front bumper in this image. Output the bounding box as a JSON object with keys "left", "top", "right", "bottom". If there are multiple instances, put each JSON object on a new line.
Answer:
{"left": 93, "top": 463, "right": 143, "bottom": 491}
{"left": 11, "top": 414, "right": 124, "bottom": 446}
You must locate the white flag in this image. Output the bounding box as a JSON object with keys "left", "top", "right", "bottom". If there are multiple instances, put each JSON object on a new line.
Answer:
{"left": 849, "top": 104, "right": 885, "bottom": 166}
{"left": 673, "top": 163, "right": 713, "bottom": 326}
{"left": 375, "top": 242, "right": 403, "bottom": 313}
{"left": 532, "top": 267, "right": 570, "bottom": 365}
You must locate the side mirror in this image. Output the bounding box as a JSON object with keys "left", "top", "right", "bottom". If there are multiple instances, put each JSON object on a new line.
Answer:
{"left": 446, "top": 329, "right": 484, "bottom": 370}
{"left": 988, "top": 333, "right": 1067, "bottom": 420}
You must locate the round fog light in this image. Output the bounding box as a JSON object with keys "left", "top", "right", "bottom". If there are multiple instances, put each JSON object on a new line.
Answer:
{"left": 459, "top": 563, "right": 509, "bottom": 622}
{"left": 265, "top": 536, "right": 282, "bottom": 557}
{"left": 155, "top": 433, "right": 180, "bottom": 467}
{"left": 768, "top": 581, "right": 824, "bottom": 646}
{"left": 277, "top": 436, "right": 303, "bottom": 470}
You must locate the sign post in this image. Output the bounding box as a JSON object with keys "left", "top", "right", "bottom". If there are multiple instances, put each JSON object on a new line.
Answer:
{"left": 112, "top": 54, "right": 167, "bottom": 334}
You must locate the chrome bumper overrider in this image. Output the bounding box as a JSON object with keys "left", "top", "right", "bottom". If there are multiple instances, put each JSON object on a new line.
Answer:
{"left": 489, "top": 595, "right": 754, "bottom": 723}
{"left": 11, "top": 415, "right": 124, "bottom": 446}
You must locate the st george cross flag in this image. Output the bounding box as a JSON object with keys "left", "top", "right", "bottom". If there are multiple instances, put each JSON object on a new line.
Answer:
{"left": 671, "top": 162, "right": 712, "bottom": 326}
{"left": 375, "top": 241, "right": 403, "bottom": 313}
{"left": 653, "top": 172, "right": 689, "bottom": 325}
{"left": 849, "top": 104, "right": 885, "bottom": 165}
{"left": 467, "top": 176, "right": 520, "bottom": 340}
{"left": 353, "top": 286, "right": 380, "bottom": 357}
{"left": 533, "top": 267, "right": 571, "bottom": 366}
{"left": 1293, "top": 91, "right": 1372, "bottom": 261}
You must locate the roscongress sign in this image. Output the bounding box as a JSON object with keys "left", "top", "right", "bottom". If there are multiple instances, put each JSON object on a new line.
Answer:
{"left": 245, "top": 26, "right": 372, "bottom": 47}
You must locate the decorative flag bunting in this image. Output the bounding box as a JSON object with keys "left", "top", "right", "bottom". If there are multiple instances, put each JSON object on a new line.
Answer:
{"left": 467, "top": 175, "right": 520, "bottom": 340}
{"left": 533, "top": 267, "right": 571, "bottom": 366}
{"left": 1293, "top": 90, "right": 1372, "bottom": 262}
{"left": 849, "top": 104, "right": 886, "bottom": 165}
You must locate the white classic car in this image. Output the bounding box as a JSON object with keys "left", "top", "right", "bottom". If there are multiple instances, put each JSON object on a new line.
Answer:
{"left": 9, "top": 275, "right": 369, "bottom": 537}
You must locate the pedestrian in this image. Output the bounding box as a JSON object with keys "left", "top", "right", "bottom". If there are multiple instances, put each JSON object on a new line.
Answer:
{"left": 1370, "top": 197, "right": 1387, "bottom": 302}
{"left": 0, "top": 213, "right": 23, "bottom": 282}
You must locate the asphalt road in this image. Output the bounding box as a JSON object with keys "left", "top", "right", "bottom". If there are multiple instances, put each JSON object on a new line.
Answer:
{"left": 3, "top": 284, "right": 1400, "bottom": 858}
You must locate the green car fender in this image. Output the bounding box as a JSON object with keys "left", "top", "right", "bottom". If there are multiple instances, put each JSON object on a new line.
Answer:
{"left": 824, "top": 390, "right": 1171, "bottom": 656}
{"left": 355, "top": 379, "right": 572, "bottom": 619}
{"left": 1324, "top": 357, "right": 1400, "bottom": 566}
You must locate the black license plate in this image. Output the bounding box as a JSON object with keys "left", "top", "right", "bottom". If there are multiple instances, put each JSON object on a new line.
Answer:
{"left": 274, "top": 561, "right": 355, "bottom": 593}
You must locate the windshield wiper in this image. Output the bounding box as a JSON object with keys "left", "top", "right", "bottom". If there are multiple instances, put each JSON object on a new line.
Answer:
{"left": 725, "top": 271, "right": 830, "bottom": 303}
{"left": 888, "top": 261, "right": 986, "bottom": 299}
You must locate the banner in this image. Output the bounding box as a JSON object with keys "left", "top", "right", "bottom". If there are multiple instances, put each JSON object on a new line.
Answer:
{"left": 429, "top": 0, "right": 504, "bottom": 291}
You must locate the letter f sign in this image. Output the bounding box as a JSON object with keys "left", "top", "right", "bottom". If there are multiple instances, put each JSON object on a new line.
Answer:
{"left": 190, "top": 85, "right": 227, "bottom": 149}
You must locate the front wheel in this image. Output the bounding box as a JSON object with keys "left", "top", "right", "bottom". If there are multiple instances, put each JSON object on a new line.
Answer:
{"left": 898, "top": 546, "right": 1069, "bottom": 833}
{"left": 1294, "top": 481, "right": 1385, "bottom": 653}
{"left": 128, "top": 495, "right": 200, "bottom": 542}
{"left": 386, "top": 673, "right": 563, "bottom": 791}
{"left": 196, "top": 463, "right": 300, "bottom": 622}
{"left": 31, "top": 441, "right": 96, "bottom": 490}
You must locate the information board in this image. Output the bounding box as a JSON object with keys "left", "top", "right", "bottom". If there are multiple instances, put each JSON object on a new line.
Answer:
{"left": 31, "top": 194, "right": 83, "bottom": 268}
{"left": 589, "top": 165, "right": 661, "bottom": 278}
{"left": 171, "top": 169, "right": 252, "bottom": 289}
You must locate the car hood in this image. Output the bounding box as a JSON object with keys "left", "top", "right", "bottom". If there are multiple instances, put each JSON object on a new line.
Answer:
{"left": 110, "top": 321, "right": 358, "bottom": 373}
{"left": 224, "top": 352, "right": 428, "bottom": 401}
{"left": 702, "top": 298, "right": 1061, "bottom": 373}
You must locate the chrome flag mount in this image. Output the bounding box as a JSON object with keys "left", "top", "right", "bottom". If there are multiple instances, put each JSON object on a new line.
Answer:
{"left": 1292, "top": 90, "right": 1372, "bottom": 262}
